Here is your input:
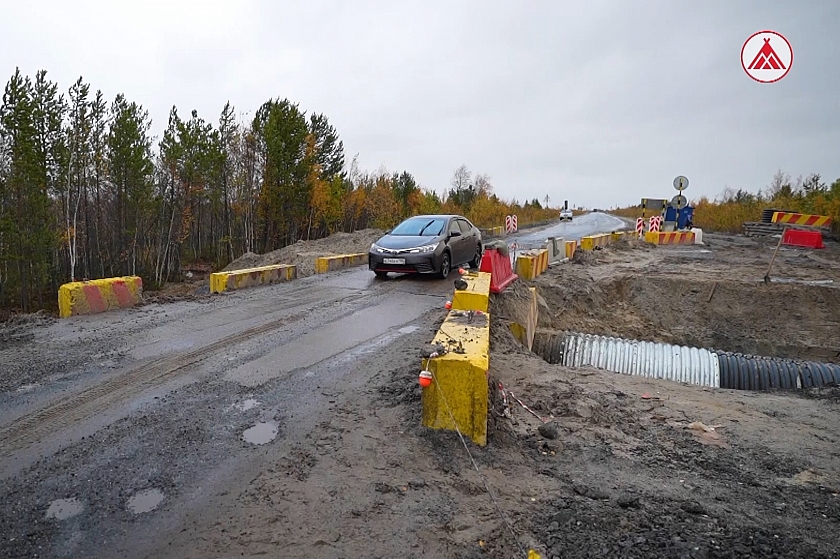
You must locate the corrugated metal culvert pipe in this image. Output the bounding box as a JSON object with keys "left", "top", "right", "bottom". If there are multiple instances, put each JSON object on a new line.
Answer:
{"left": 559, "top": 333, "right": 720, "bottom": 388}
{"left": 536, "top": 332, "right": 840, "bottom": 391}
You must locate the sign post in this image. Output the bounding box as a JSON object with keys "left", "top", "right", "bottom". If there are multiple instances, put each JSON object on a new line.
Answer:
{"left": 672, "top": 176, "right": 689, "bottom": 230}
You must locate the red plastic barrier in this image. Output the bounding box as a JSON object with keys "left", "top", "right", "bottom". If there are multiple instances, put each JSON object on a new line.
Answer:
{"left": 782, "top": 229, "right": 824, "bottom": 249}
{"left": 479, "top": 248, "right": 518, "bottom": 293}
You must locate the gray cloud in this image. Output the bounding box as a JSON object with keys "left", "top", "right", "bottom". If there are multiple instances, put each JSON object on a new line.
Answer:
{"left": 2, "top": 0, "right": 837, "bottom": 207}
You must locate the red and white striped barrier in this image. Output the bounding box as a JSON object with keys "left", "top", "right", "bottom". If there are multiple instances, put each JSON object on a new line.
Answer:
{"left": 635, "top": 217, "right": 644, "bottom": 237}
{"left": 505, "top": 214, "right": 518, "bottom": 234}
{"left": 648, "top": 216, "right": 662, "bottom": 233}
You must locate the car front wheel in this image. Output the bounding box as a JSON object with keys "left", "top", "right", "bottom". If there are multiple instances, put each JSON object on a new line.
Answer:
{"left": 438, "top": 251, "right": 451, "bottom": 279}
{"left": 469, "top": 246, "right": 482, "bottom": 269}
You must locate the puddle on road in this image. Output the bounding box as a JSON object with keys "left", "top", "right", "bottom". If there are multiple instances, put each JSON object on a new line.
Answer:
{"left": 398, "top": 325, "right": 420, "bottom": 334}
{"left": 235, "top": 399, "right": 259, "bottom": 411}
{"left": 46, "top": 498, "right": 84, "bottom": 520}
{"left": 766, "top": 278, "right": 835, "bottom": 286}
{"left": 16, "top": 383, "right": 42, "bottom": 393}
{"left": 243, "top": 422, "right": 278, "bottom": 445}
{"left": 127, "top": 488, "right": 165, "bottom": 514}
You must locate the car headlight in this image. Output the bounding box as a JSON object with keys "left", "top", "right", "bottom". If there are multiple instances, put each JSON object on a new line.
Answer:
{"left": 409, "top": 242, "right": 439, "bottom": 254}
{"left": 371, "top": 243, "right": 385, "bottom": 253}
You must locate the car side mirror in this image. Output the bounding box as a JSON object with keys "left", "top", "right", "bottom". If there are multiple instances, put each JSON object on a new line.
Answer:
{"left": 450, "top": 231, "right": 462, "bottom": 237}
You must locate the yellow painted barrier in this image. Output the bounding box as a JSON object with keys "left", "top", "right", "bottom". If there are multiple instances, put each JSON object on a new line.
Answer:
{"left": 510, "top": 287, "right": 539, "bottom": 351}
{"left": 451, "top": 271, "right": 491, "bottom": 313}
{"left": 771, "top": 211, "right": 832, "bottom": 228}
{"left": 515, "top": 249, "right": 549, "bottom": 280}
{"left": 58, "top": 276, "right": 143, "bottom": 318}
{"left": 580, "top": 233, "right": 611, "bottom": 250}
{"left": 644, "top": 231, "right": 696, "bottom": 245}
{"left": 422, "top": 310, "right": 490, "bottom": 446}
{"left": 314, "top": 253, "right": 368, "bottom": 274}
{"left": 209, "top": 264, "right": 296, "bottom": 294}
{"left": 565, "top": 240, "right": 577, "bottom": 259}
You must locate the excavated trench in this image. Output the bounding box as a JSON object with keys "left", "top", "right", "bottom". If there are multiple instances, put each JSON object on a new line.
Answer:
{"left": 493, "top": 275, "right": 840, "bottom": 390}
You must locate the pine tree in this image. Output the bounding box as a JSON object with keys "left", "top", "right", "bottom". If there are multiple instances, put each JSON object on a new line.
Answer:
{"left": 107, "top": 94, "right": 154, "bottom": 276}
{"left": 252, "top": 99, "right": 310, "bottom": 248}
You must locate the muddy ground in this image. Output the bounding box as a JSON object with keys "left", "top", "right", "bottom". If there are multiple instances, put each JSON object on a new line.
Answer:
{"left": 158, "top": 232, "right": 840, "bottom": 558}
{"left": 482, "top": 233, "right": 840, "bottom": 557}
{"left": 2, "top": 227, "right": 840, "bottom": 558}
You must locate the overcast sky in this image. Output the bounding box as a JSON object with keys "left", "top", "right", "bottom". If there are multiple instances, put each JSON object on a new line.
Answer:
{"left": 2, "top": 1, "right": 838, "bottom": 208}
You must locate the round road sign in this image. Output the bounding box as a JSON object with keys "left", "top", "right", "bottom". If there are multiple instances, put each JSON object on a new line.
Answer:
{"left": 671, "top": 194, "right": 687, "bottom": 208}
{"left": 673, "top": 176, "right": 689, "bottom": 191}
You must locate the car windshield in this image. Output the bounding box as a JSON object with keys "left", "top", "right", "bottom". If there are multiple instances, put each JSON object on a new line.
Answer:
{"left": 389, "top": 217, "right": 446, "bottom": 236}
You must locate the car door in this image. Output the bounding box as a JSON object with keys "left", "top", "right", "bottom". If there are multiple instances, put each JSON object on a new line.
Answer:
{"left": 457, "top": 218, "right": 478, "bottom": 262}
{"left": 446, "top": 218, "right": 467, "bottom": 263}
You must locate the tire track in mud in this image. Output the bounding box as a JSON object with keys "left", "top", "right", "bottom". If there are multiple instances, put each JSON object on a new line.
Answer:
{"left": 0, "top": 286, "right": 372, "bottom": 462}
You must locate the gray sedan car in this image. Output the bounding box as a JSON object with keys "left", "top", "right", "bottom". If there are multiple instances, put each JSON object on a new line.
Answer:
{"left": 369, "top": 214, "right": 483, "bottom": 279}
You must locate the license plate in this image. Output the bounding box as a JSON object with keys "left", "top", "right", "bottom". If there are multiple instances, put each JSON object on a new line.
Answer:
{"left": 383, "top": 258, "right": 405, "bottom": 265}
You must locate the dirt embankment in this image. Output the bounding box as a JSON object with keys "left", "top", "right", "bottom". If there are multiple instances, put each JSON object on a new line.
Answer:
{"left": 533, "top": 237, "right": 840, "bottom": 362}
{"left": 146, "top": 228, "right": 385, "bottom": 303}
{"left": 223, "top": 228, "right": 385, "bottom": 275}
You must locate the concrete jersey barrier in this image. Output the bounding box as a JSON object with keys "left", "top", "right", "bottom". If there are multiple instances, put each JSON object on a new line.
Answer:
{"left": 509, "top": 287, "right": 539, "bottom": 351}
{"left": 515, "top": 248, "right": 549, "bottom": 280}
{"left": 315, "top": 253, "right": 368, "bottom": 274}
{"left": 580, "top": 233, "right": 611, "bottom": 250}
{"left": 421, "top": 310, "right": 490, "bottom": 446}
{"left": 565, "top": 240, "right": 577, "bottom": 259}
{"left": 58, "top": 276, "right": 143, "bottom": 318}
{"left": 210, "top": 264, "right": 297, "bottom": 294}
{"left": 451, "top": 271, "right": 491, "bottom": 313}
{"left": 644, "top": 231, "right": 695, "bottom": 245}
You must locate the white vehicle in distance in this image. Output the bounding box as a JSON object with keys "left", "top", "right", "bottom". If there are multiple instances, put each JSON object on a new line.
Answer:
{"left": 559, "top": 208, "right": 573, "bottom": 222}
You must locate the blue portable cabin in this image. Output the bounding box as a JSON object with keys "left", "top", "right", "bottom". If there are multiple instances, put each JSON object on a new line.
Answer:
{"left": 664, "top": 206, "right": 694, "bottom": 229}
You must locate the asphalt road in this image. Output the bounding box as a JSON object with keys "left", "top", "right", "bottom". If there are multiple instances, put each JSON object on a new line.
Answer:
{"left": 0, "top": 213, "right": 627, "bottom": 559}
{"left": 507, "top": 211, "right": 628, "bottom": 249}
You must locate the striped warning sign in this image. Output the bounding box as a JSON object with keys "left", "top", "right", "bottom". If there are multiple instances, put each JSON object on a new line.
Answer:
{"left": 771, "top": 212, "right": 831, "bottom": 228}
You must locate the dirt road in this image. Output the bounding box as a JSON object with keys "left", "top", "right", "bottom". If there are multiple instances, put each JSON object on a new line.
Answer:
{"left": 0, "top": 267, "right": 460, "bottom": 558}
{"left": 2, "top": 224, "right": 840, "bottom": 559}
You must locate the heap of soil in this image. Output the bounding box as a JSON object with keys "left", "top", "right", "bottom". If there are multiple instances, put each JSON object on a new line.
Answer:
{"left": 224, "top": 228, "right": 385, "bottom": 277}
{"left": 146, "top": 228, "right": 386, "bottom": 302}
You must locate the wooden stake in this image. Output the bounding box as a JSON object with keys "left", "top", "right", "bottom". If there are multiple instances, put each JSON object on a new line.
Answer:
{"left": 764, "top": 227, "right": 788, "bottom": 284}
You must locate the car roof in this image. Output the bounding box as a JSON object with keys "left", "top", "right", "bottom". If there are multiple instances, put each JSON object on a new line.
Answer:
{"left": 407, "top": 214, "right": 462, "bottom": 220}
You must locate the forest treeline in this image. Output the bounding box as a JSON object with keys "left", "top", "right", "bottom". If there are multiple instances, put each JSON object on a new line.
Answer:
{"left": 612, "top": 170, "right": 840, "bottom": 234}
{"left": 0, "top": 69, "right": 557, "bottom": 312}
